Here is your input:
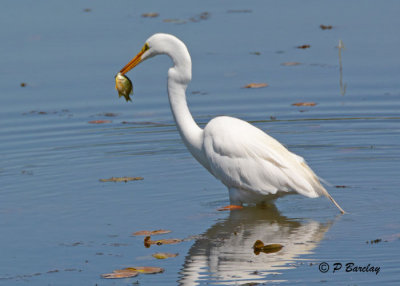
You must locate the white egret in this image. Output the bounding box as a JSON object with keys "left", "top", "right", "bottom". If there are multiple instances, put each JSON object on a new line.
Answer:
{"left": 119, "top": 33, "right": 345, "bottom": 214}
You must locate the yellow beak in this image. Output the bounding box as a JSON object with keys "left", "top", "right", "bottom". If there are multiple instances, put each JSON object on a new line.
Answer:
{"left": 119, "top": 43, "right": 149, "bottom": 75}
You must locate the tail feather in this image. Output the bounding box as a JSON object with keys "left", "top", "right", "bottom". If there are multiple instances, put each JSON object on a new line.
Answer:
{"left": 310, "top": 172, "right": 346, "bottom": 214}
{"left": 315, "top": 179, "right": 346, "bottom": 214}
{"left": 326, "top": 192, "right": 346, "bottom": 214}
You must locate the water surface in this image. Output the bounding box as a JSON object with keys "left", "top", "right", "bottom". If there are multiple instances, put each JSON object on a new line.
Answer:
{"left": 1, "top": 0, "right": 399, "bottom": 285}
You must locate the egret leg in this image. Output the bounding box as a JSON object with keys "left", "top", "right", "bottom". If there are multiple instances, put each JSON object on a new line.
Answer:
{"left": 228, "top": 187, "right": 243, "bottom": 205}
{"left": 215, "top": 188, "right": 244, "bottom": 211}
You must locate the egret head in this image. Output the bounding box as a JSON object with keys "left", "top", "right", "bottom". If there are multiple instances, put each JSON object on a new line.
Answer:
{"left": 119, "top": 33, "right": 190, "bottom": 75}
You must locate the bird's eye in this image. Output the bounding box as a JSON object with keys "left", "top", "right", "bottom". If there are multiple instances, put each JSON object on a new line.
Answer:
{"left": 142, "top": 43, "right": 150, "bottom": 53}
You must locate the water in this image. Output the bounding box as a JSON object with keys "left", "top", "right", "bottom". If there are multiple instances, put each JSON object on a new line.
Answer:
{"left": 1, "top": 0, "right": 400, "bottom": 285}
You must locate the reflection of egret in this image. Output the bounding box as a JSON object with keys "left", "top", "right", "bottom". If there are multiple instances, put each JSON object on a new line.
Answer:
{"left": 179, "top": 206, "right": 334, "bottom": 285}
{"left": 119, "top": 33, "right": 344, "bottom": 213}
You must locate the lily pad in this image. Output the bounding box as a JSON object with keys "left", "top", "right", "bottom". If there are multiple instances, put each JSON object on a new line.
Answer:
{"left": 142, "top": 12, "right": 159, "bottom": 18}
{"left": 281, "top": 62, "right": 301, "bottom": 66}
{"left": 152, "top": 252, "right": 179, "bottom": 259}
{"left": 253, "top": 240, "right": 283, "bottom": 255}
{"left": 292, "top": 102, "right": 317, "bottom": 107}
{"left": 101, "top": 269, "right": 139, "bottom": 279}
{"left": 124, "top": 266, "right": 164, "bottom": 274}
{"left": 243, "top": 83, "right": 268, "bottom": 88}
{"left": 88, "top": 120, "right": 112, "bottom": 124}
{"left": 101, "top": 266, "right": 164, "bottom": 279}
{"left": 99, "top": 177, "right": 143, "bottom": 183}
{"left": 320, "top": 24, "right": 333, "bottom": 30}
{"left": 133, "top": 229, "right": 171, "bottom": 236}
{"left": 144, "top": 236, "right": 182, "bottom": 248}
{"left": 297, "top": 44, "right": 311, "bottom": 49}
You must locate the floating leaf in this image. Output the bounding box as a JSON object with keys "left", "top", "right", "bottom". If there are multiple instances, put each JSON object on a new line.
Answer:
{"left": 163, "top": 18, "right": 187, "bottom": 24}
{"left": 124, "top": 267, "right": 164, "bottom": 274}
{"left": 297, "top": 44, "right": 311, "bottom": 49}
{"left": 144, "top": 236, "right": 182, "bottom": 248}
{"left": 253, "top": 240, "right": 283, "bottom": 255}
{"left": 367, "top": 238, "right": 382, "bottom": 244}
{"left": 320, "top": 24, "right": 333, "bottom": 30}
{"left": 99, "top": 112, "right": 118, "bottom": 117}
{"left": 253, "top": 240, "right": 264, "bottom": 250}
{"left": 101, "top": 269, "right": 139, "bottom": 279}
{"left": 133, "top": 229, "right": 171, "bottom": 236}
{"left": 217, "top": 205, "right": 243, "bottom": 211}
{"left": 292, "top": 102, "right": 317, "bottom": 107}
{"left": 101, "top": 266, "right": 163, "bottom": 279}
{"left": 99, "top": 176, "right": 143, "bottom": 183}
{"left": 189, "top": 12, "right": 210, "bottom": 22}
{"left": 243, "top": 83, "right": 268, "bottom": 88}
{"left": 142, "top": 12, "right": 159, "bottom": 18}
{"left": 152, "top": 252, "right": 178, "bottom": 259}
{"left": 281, "top": 62, "right": 301, "bottom": 66}
{"left": 88, "top": 120, "right": 112, "bottom": 124}
{"left": 262, "top": 244, "right": 284, "bottom": 253}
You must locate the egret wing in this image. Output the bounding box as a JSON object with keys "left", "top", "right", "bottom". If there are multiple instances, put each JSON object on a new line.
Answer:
{"left": 202, "top": 117, "right": 325, "bottom": 198}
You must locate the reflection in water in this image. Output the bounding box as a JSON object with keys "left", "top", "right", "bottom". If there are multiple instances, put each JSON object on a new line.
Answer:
{"left": 179, "top": 206, "right": 333, "bottom": 285}
{"left": 338, "top": 39, "right": 347, "bottom": 96}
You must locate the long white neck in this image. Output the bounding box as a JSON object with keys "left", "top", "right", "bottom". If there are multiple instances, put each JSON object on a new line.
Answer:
{"left": 167, "top": 71, "right": 202, "bottom": 150}
{"left": 163, "top": 37, "right": 205, "bottom": 165}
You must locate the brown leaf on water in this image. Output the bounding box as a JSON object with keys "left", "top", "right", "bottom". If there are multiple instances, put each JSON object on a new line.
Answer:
{"left": 292, "top": 102, "right": 317, "bottom": 107}
{"left": 320, "top": 24, "right": 333, "bottom": 30}
{"left": 144, "top": 236, "right": 182, "bottom": 248}
{"left": 124, "top": 267, "right": 164, "bottom": 274}
{"left": 133, "top": 229, "right": 171, "bottom": 236}
{"left": 163, "top": 18, "right": 187, "bottom": 24}
{"left": 262, "top": 243, "right": 284, "bottom": 253}
{"left": 253, "top": 240, "right": 264, "bottom": 250}
{"left": 189, "top": 12, "right": 210, "bottom": 22}
{"left": 366, "top": 238, "right": 382, "bottom": 244}
{"left": 88, "top": 120, "right": 112, "bottom": 124}
{"left": 281, "top": 62, "right": 301, "bottom": 66}
{"left": 142, "top": 12, "right": 159, "bottom": 18}
{"left": 243, "top": 83, "right": 268, "bottom": 89}
{"left": 100, "top": 112, "right": 119, "bottom": 117}
{"left": 99, "top": 176, "right": 144, "bottom": 183}
{"left": 297, "top": 44, "right": 311, "bottom": 49}
{"left": 101, "top": 269, "right": 139, "bottom": 279}
{"left": 101, "top": 266, "right": 164, "bottom": 279}
{"left": 152, "top": 252, "right": 179, "bottom": 259}
{"left": 253, "top": 240, "right": 284, "bottom": 255}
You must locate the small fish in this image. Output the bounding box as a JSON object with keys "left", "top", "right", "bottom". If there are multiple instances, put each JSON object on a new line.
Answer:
{"left": 115, "top": 72, "right": 133, "bottom": 102}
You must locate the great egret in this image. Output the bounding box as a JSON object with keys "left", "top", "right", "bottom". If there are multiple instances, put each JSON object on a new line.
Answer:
{"left": 119, "top": 33, "right": 345, "bottom": 214}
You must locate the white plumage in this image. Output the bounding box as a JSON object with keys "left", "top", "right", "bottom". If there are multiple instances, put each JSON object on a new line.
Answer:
{"left": 203, "top": 116, "right": 325, "bottom": 201}
{"left": 119, "top": 33, "right": 345, "bottom": 213}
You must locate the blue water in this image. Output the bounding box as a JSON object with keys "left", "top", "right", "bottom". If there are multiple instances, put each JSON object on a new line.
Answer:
{"left": 1, "top": 0, "right": 400, "bottom": 285}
